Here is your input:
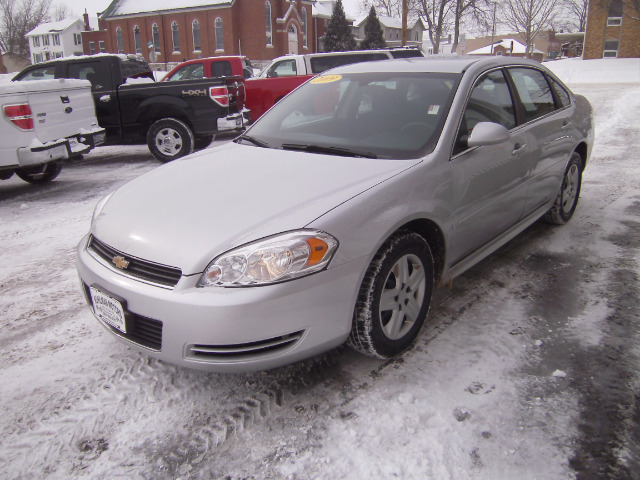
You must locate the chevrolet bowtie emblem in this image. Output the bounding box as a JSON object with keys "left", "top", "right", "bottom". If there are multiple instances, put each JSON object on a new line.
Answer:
{"left": 112, "top": 255, "right": 130, "bottom": 269}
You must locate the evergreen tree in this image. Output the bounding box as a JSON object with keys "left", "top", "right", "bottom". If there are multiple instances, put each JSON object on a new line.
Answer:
{"left": 359, "top": 6, "right": 386, "bottom": 50}
{"left": 323, "top": 0, "right": 357, "bottom": 52}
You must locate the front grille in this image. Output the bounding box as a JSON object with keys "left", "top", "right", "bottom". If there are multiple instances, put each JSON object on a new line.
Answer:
{"left": 88, "top": 235, "right": 182, "bottom": 288}
{"left": 186, "top": 331, "right": 305, "bottom": 361}
{"left": 83, "top": 282, "right": 163, "bottom": 350}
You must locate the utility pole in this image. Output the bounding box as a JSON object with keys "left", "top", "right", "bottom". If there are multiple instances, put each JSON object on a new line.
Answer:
{"left": 402, "top": 0, "right": 408, "bottom": 46}
{"left": 490, "top": 2, "right": 497, "bottom": 55}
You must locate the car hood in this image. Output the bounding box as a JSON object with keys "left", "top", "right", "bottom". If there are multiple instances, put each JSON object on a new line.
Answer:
{"left": 92, "top": 142, "right": 420, "bottom": 275}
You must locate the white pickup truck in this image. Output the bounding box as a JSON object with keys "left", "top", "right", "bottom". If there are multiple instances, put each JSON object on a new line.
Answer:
{"left": 0, "top": 78, "right": 105, "bottom": 184}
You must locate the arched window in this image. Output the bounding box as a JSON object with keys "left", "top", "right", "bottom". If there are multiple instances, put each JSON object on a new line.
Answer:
{"left": 172, "top": 21, "right": 180, "bottom": 52}
{"left": 192, "top": 19, "right": 201, "bottom": 51}
{"left": 133, "top": 25, "right": 141, "bottom": 53}
{"left": 116, "top": 27, "right": 123, "bottom": 53}
{"left": 265, "top": 2, "right": 272, "bottom": 45}
{"left": 302, "top": 8, "right": 307, "bottom": 48}
{"left": 215, "top": 17, "right": 224, "bottom": 50}
{"left": 152, "top": 24, "right": 160, "bottom": 53}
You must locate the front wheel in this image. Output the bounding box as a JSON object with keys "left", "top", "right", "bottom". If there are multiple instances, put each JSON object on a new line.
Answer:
{"left": 15, "top": 161, "right": 62, "bottom": 184}
{"left": 543, "top": 152, "right": 583, "bottom": 225}
{"left": 348, "top": 232, "right": 434, "bottom": 358}
{"left": 147, "top": 118, "right": 194, "bottom": 162}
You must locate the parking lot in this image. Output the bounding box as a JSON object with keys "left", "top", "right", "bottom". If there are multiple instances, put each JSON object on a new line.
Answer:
{"left": 1, "top": 66, "right": 639, "bottom": 478}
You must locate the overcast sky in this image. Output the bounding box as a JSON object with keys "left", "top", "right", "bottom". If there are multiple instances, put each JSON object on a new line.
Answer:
{"left": 68, "top": 0, "right": 366, "bottom": 21}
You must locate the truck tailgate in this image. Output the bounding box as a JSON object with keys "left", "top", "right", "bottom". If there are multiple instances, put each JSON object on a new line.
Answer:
{"left": 11, "top": 79, "right": 98, "bottom": 143}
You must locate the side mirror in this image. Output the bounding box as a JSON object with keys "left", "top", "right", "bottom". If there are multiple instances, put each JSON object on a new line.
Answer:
{"left": 467, "top": 122, "right": 510, "bottom": 147}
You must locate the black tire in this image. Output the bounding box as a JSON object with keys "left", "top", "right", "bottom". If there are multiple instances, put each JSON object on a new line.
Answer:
{"left": 543, "top": 152, "right": 583, "bottom": 225}
{"left": 147, "top": 118, "right": 194, "bottom": 162}
{"left": 15, "top": 161, "right": 62, "bottom": 184}
{"left": 348, "top": 232, "right": 434, "bottom": 358}
{"left": 194, "top": 135, "right": 214, "bottom": 150}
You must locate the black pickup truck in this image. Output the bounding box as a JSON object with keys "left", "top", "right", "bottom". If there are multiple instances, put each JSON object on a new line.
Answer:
{"left": 13, "top": 54, "right": 247, "bottom": 161}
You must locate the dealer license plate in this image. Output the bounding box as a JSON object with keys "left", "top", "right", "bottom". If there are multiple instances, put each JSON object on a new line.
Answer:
{"left": 90, "top": 287, "right": 127, "bottom": 334}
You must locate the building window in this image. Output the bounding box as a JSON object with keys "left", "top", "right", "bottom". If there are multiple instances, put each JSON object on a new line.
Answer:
{"left": 302, "top": 8, "right": 307, "bottom": 47}
{"left": 133, "top": 25, "right": 142, "bottom": 53}
{"left": 42, "top": 35, "right": 50, "bottom": 46}
{"left": 192, "top": 19, "right": 201, "bottom": 51}
{"left": 152, "top": 24, "right": 161, "bottom": 53}
{"left": 32, "top": 36, "right": 40, "bottom": 47}
{"left": 89, "top": 41, "right": 96, "bottom": 54}
{"left": 603, "top": 39, "right": 619, "bottom": 57}
{"left": 99, "top": 40, "right": 106, "bottom": 52}
{"left": 607, "top": 0, "right": 623, "bottom": 25}
{"left": 52, "top": 34, "right": 60, "bottom": 46}
{"left": 116, "top": 27, "right": 124, "bottom": 53}
{"left": 215, "top": 17, "right": 224, "bottom": 50}
{"left": 55, "top": 52, "right": 63, "bottom": 58}
{"left": 73, "top": 33, "right": 82, "bottom": 45}
{"left": 266, "top": 2, "right": 272, "bottom": 45}
{"left": 33, "top": 53, "right": 42, "bottom": 63}
{"left": 172, "top": 21, "right": 180, "bottom": 52}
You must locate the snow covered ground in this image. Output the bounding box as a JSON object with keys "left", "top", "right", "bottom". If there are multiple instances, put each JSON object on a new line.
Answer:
{"left": 0, "top": 58, "right": 639, "bottom": 479}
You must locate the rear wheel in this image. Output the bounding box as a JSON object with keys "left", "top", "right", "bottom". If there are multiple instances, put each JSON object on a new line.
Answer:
{"left": 147, "top": 118, "right": 194, "bottom": 162}
{"left": 348, "top": 232, "right": 434, "bottom": 358}
{"left": 15, "top": 161, "right": 62, "bottom": 184}
{"left": 544, "top": 152, "right": 583, "bottom": 225}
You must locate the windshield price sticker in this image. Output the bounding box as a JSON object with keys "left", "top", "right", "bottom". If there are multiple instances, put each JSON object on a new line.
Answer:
{"left": 90, "top": 287, "right": 127, "bottom": 334}
{"left": 310, "top": 75, "right": 342, "bottom": 84}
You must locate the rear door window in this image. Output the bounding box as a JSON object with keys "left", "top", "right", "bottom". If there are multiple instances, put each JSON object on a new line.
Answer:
{"left": 266, "top": 59, "right": 297, "bottom": 78}
{"left": 548, "top": 76, "right": 571, "bottom": 108}
{"left": 211, "top": 61, "right": 233, "bottom": 78}
{"left": 508, "top": 68, "right": 556, "bottom": 122}
{"left": 66, "top": 61, "right": 110, "bottom": 91}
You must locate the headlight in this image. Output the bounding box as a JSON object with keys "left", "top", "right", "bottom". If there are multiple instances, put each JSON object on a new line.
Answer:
{"left": 197, "top": 230, "right": 338, "bottom": 287}
{"left": 91, "top": 192, "right": 113, "bottom": 225}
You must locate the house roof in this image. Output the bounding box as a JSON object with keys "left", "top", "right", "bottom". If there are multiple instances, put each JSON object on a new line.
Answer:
{"left": 101, "top": 0, "right": 232, "bottom": 17}
{"left": 26, "top": 17, "right": 83, "bottom": 36}
{"left": 468, "top": 39, "right": 543, "bottom": 55}
{"left": 312, "top": 0, "right": 355, "bottom": 22}
{"left": 355, "top": 15, "right": 423, "bottom": 30}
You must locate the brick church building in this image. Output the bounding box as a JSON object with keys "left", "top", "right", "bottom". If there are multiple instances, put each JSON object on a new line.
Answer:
{"left": 83, "top": 0, "right": 320, "bottom": 65}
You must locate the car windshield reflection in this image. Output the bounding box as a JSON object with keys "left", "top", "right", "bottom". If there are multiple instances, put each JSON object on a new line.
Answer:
{"left": 243, "top": 72, "right": 462, "bottom": 160}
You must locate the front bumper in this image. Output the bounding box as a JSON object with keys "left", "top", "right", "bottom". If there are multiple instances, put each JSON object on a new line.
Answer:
{"left": 76, "top": 234, "right": 366, "bottom": 373}
{"left": 17, "top": 128, "right": 106, "bottom": 167}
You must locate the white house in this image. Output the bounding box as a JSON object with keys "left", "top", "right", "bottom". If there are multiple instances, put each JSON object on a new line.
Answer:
{"left": 353, "top": 15, "right": 426, "bottom": 48}
{"left": 27, "top": 18, "right": 86, "bottom": 64}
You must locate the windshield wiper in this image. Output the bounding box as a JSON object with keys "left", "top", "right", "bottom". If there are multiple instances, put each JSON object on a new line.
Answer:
{"left": 235, "top": 134, "right": 270, "bottom": 149}
{"left": 281, "top": 143, "right": 377, "bottom": 159}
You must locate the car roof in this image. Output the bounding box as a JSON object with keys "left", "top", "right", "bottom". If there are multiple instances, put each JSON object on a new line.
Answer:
{"left": 327, "top": 55, "right": 545, "bottom": 75}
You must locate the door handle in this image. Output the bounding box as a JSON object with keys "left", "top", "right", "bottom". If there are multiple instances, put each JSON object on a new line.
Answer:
{"left": 512, "top": 143, "right": 528, "bottom": 155}
{"left": 99, "top": 94, "right": 111, "bottom": 103}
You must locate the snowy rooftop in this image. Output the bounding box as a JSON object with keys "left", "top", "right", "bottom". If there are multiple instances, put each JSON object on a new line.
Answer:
{"left": 101, "top": 0, "right": 231, "bottom": 17}
{"left": 468, "top": 39, "right": 544, "bottom": 55}
{"left": 26, "top": 17, "right": 84, "bottom": 36}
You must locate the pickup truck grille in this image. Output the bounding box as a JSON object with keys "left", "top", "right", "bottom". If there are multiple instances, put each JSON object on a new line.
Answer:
{"left": 88, "top": 235, "right": 182, "bottom": 288}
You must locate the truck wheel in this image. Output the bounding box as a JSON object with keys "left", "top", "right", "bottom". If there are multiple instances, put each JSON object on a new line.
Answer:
{"left": 15, "top": 161, "right": 63, "bottom": 184}
{"left": 194, "top": 135, "right": 214, "bottom": 150}
{"left": 147, "top": 118, "right": 194, "bottom": 162}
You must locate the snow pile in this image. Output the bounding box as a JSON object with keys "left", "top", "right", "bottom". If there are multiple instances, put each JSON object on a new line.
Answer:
{"left": 546, "top": 57, "right": 640, "bottom": 84}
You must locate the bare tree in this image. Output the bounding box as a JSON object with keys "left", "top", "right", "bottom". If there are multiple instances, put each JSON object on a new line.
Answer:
{"left": 419, "top": 0, "right": 454, "bottom": 53}
{"left": 0, "top": 0, "right": 52, "bottom": 57}
{"left": 364, "top": 0, "right": 423, "bottom": 20}
{"left": 450, "top": 0, "right": 491, "bottom": 53}
{"left": 561, "top": 0, "right": 588, "bottom": 31}
{"left": 501, "top": 0, "right": 559, "bottom": 58}
{"left": 52, "top": 2, "right": 70, "bottom": 21}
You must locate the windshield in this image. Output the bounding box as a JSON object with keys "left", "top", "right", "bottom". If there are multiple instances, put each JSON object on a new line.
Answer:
{"left": 244, "top": 71, "right": 461, "bottom": 159}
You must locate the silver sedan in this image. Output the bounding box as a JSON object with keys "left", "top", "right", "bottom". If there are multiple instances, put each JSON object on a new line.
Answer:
{"left": 76, "top": 56, "right": 594, "bottom": 372}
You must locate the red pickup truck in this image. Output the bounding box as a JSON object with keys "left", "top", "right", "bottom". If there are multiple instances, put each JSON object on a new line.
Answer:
{"left": 163, "top": 48, "right": 423, "bottom": 123}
